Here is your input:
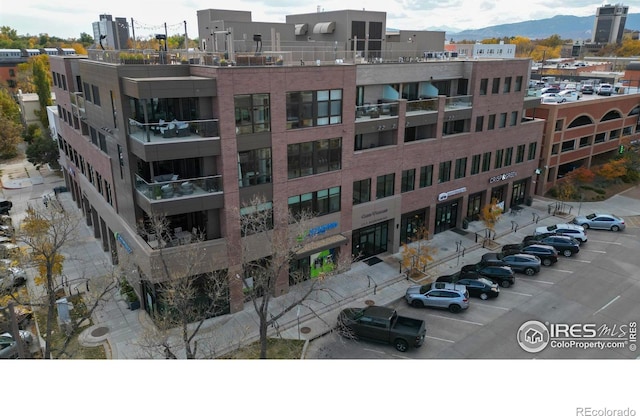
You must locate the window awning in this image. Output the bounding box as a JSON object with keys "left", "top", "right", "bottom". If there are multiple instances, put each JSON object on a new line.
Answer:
{"left": 295, "top": 233, "right": 347, "bottom": 259}
{"left": 313, "top": 22, "right": 336, "bottom": 34}
{"left": 295, "top": 23, "right": 308, "bottom": 36}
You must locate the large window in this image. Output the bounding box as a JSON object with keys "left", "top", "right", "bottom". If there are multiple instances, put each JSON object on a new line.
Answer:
{"left": 488, "top": 114, "right": 496, "bottom": 130}
{"left": 561, "top": 140, "right": 575, "bottom": 152}
{"left": 438, "top": 161, "right": 451, "bottom": 183}
{"left": 376, "top": 174, "right": 395, "bottom": 199}
{"left": 495, "top": 149, "right": 504, "bottom": 169}
{"left": 419, "top": 165, "right": 433, "bottom": 187}
{"left": 475, "top": 116, "right": 484, "bottom": 132}
{"left": 454, "top": 157, "right": 467, "bottom": 179}
{"left": 516, "top": 144, "right": 525, "bottom": 163}
{"left": 238, "top": 148, "right": 272, "bottom": 187}
{"left": 401, "top": 169, "right": 415, "bottom": 193}
{"left": 492, "top": 78, "right": 500, "bottom": 94}
{"left": 482, "top": 152, "right": 491, "bottom": 172}
{"left": 286, "top": 89, "right": 342, "bottom": 129}
{"left": 353, "top": 179, "right": 371, "bottom": 205}
{"left": 289, "top": 187, "right": 341, "bottom": 218}
{"left": 288, "top": 138, "right": 341, "bottom": 179}
{"left": 479, "top": 78, "right": 488, "bottom": 95}
{"left": 499, "top": 113, "right": 507, "bottom": 128}
{"left": 235, "top": 93, "right": 270, "bottom": 134}
{"left": 503, "top": 77, "right": 512, "bottom": 93}
{"left": 515, "top": 76, "right": 523, "bottom": 92}
{"left": 527, "top": 142, "right": 537, "bottom": 160}
{"left": 471, "top": 154, "right": 481, "bottom": 175}
{"left": 504, "top": 147, "right": 513, "bottom": 166}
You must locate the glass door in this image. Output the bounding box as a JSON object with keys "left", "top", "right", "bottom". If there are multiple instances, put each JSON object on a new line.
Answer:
{"left": 435, "top": 201, "right": 459, "bottom": 234}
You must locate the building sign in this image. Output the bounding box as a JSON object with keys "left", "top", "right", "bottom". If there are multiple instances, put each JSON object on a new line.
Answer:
{"left": 360, "top": 208, "right": 390, "bottom": 227}
{"left": 114, "top": 232, "right": 132, "bottom": 254}
{"left": 308, "top": 222, "right": 338, "bottom": 237}
{"left": 438, "top": 187, "right": 467, "bottom": 202}
{"left": 489, "top": 171, "right": 517, "bottom": 183}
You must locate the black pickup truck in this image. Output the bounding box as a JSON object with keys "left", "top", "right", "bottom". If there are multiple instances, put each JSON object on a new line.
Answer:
{"left": 337, "top": 305, "right": 426, "bottom": 352}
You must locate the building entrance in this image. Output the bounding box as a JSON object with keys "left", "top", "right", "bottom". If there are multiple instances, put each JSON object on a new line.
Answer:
{"left": 435, "top": 199, "right": 459, "bottom": 234}
{"left": 352, "top": 222, "right": 389, "bottom": 259}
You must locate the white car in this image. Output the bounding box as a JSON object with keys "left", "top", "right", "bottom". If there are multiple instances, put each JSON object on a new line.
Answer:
{"left": 557, "top": 90, "right": 580, "bottom": 102}
{"left": 535, "top": 223, "right": 587, "bottom": 244}
{"left": 0, "top": 258, "right": 27, "bottom": 289}
{"left": 597, "top": 83, "right": 613, "bottom": 96}
{"left": 541, "top": 93, "right": 564, "bottom": 103}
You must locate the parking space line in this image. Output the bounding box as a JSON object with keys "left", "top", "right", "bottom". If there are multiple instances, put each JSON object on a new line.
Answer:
{"left": 426, "top": 335, "right": 456, "bottom": 343}
{"left": 587, "top": 240, "right": 621, "bottom": 245}
{"left": 592, "top": 295, "right": 620, "bottom": 316}
{"left": 390, "top": 354, "right": 412, "bottom": 359}
{"left": 552, "top": 269, "right": 574, "bottom": 273}
{"left": 364, "top": 348, "right": 387, "bottom": 355}
{"left": 471, "top": 303, "right": 511, "bottom": 311}
{"left": 518, "top": 277, "right": 555, "bottom": 284}
{"left": 425, "top": 314, "right": 484, "bottom": 326}
{"left": 582, "top": 249, "right": 606, "bottom": 253}
{"left": 505, "top": 290, "right": 533, "bottom": 297}
{"left": 564, "top": 258, "right": 591, "bottom": 263}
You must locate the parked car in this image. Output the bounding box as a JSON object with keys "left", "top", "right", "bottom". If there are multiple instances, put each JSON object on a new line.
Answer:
{"left": 572, "top": 213, "right": 625, "bottom": 231}
{"left": 460, "top": 263, "right": 516, "bottom": 288}
{"left": 0, "top": 199, "right": 12, "bottom": 216}
{"left": 481, "top": 252, "right": 541, "bottom": 276}
{"left": 540, "top": 86, "right": 561, "bottom": 94}
{"left": 337, "top": 306, "right": 426, "bottom": 352}
{"left": 557, "top": 90, "right": 580, "bottom": 102}
{"left": 405, "top": 282, "right": 469, "bottom": 313}
{"left": 597, "top": 83, "right": 613, "bottom": 96}
{"left": 0, "top": 259, "right": 27, "bottom": 291}
{"left": 541, "top": 93, "right": 564, "bottom": 103}
{"left": 501, "top": 243, "right": 559, "bottom": 266}
{"left": 535, "top": 223, "right": 587, "bottom": 244}
{"left": 581, "top": 85, "right": 595, "bottom": 94}
{"left": 525, "top": 235, "right": 580, "bottom": 257}
{"left": 437, "top": 274, "right": 500, "bottom": 300}
{"left": 0, "top": 330, "right": 33, "bottom": 359}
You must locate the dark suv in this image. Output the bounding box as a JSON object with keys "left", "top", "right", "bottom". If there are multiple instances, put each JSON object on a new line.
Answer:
{"left": 502, "top": 244, "right": 559, "bottom": 266}
{"left": 0, "top": 200, "right": 12, "bottom": 215}
{"left": 524, "top": 235, "right": 579, "bottom": 257}
{"left": 460, "top": 263, "right": 515, "bottom": 288}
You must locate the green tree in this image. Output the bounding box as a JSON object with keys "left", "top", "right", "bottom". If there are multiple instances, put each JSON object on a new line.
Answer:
{"left": 0, "top": 114, "right": 22, "bottom": 159}
{"left": 23, "top": 123, "right": 42, "bottom": 144}
{"left": 26, "top": 135, "right": 60, "bottom": 170}
{"left": 32, "top": 55, "right": 52, "bottom": 128}
{"left": 0, "top": 87, "right": 21, "bottom": 124}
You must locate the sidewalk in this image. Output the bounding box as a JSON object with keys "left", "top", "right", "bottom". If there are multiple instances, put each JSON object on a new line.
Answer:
{"left": 4, "top": 160, "right": 640, "bottom": 358}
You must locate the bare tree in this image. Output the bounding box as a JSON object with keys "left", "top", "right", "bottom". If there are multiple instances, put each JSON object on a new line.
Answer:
{"left": 236, "top": 196, "right": 349, "bottom": 359}
{"left": 133, "top": 213, "right": 229, "bottom": 359}
{"left": 16, "top": 203, "right": 117, "bottom": 358}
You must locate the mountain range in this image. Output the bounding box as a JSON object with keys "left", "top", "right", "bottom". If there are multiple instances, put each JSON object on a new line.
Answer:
{"left": 441, "top": 13, "right": 640, "bottom": 42}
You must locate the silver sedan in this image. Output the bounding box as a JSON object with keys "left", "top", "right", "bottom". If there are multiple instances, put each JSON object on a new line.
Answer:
{"left": 572, "top": 213, "right": 625, "bottom": 231}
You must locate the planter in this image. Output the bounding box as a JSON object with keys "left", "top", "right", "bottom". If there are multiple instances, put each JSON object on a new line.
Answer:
{"left": 127, "top": 300, "right": 140, "bottom": 310}
{"left": 525, "top": 196, "right": 533, "bottom": 206}
{"left": 462, "top": 218, "right": 469, "bottom": 229}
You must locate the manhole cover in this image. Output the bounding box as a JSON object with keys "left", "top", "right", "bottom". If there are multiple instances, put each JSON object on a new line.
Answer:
{"left": 91, "top": 327, "right": 109, "bottom": 337}
{"left": 364, "top": 300, "right": 375, "bottom": 306}
{"left": 300, "top": 327, "right": 311, "bottom": 334}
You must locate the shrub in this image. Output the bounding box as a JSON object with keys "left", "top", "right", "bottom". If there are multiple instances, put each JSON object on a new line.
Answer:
{"left": 548, "top": 187, "right": 559, "bottom": 198}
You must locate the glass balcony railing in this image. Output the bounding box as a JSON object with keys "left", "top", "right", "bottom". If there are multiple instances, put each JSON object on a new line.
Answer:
{"left": 445, "top": 95, "right": 472, "bottom": 110}
{"left": 135, "top": 174, "right": 223, "bottom": 201}
{"left": 444, "top": 95, "right": 473, "bottom": 111}
{"left": 406, "top": 98, "right": 438, "bottom": 113}
{"left": 128, "top": 118, "right": 219, "bottom": 143}
{"left": 355, "top": 102, "right": 399, "bottom": 120}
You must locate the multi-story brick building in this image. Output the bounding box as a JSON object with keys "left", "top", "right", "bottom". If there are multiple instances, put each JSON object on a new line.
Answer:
{"left": 48, "top": 9, "right": 544, "bottom": 318}
{"left": 526, "top": 93, "right": 640, "bottom": 196}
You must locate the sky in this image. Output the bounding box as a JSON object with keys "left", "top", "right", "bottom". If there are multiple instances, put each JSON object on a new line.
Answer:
{"left": 0, "top": 0, "right": 611, "bottom": 40}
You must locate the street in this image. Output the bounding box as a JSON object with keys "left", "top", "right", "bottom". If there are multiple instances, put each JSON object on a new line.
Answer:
{"left": 306, "top": 226, "right": 640, "bottom": 359}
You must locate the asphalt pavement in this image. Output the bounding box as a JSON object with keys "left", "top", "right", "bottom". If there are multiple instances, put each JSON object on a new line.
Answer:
{"left": 3, "top": 155, "right": 640, "bottom": 359}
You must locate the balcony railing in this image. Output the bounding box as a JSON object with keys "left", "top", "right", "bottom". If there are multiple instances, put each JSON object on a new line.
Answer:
{"left": 355, "top": 102, "right": 399, "bottom": 121}
{"left": 135, "top": 174, "right": 223, "bottom": 202}
{"left": 406, "top": 98, "right": 438, "bottom": 113}
{"left": 128, "top": 118, "right": 219, "bottom": 143}
{"left": 445, "top": 95, "right": 472, "bottom": 110}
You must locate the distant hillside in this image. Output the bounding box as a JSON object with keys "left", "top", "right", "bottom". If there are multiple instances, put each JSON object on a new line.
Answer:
{"left": 446, "top": 13, "right": 640, "bottom": 42}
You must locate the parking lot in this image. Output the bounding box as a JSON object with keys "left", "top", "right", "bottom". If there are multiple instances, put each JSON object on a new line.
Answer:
{"left": 306, "top": 226, "right": 640, "bottom": 359}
